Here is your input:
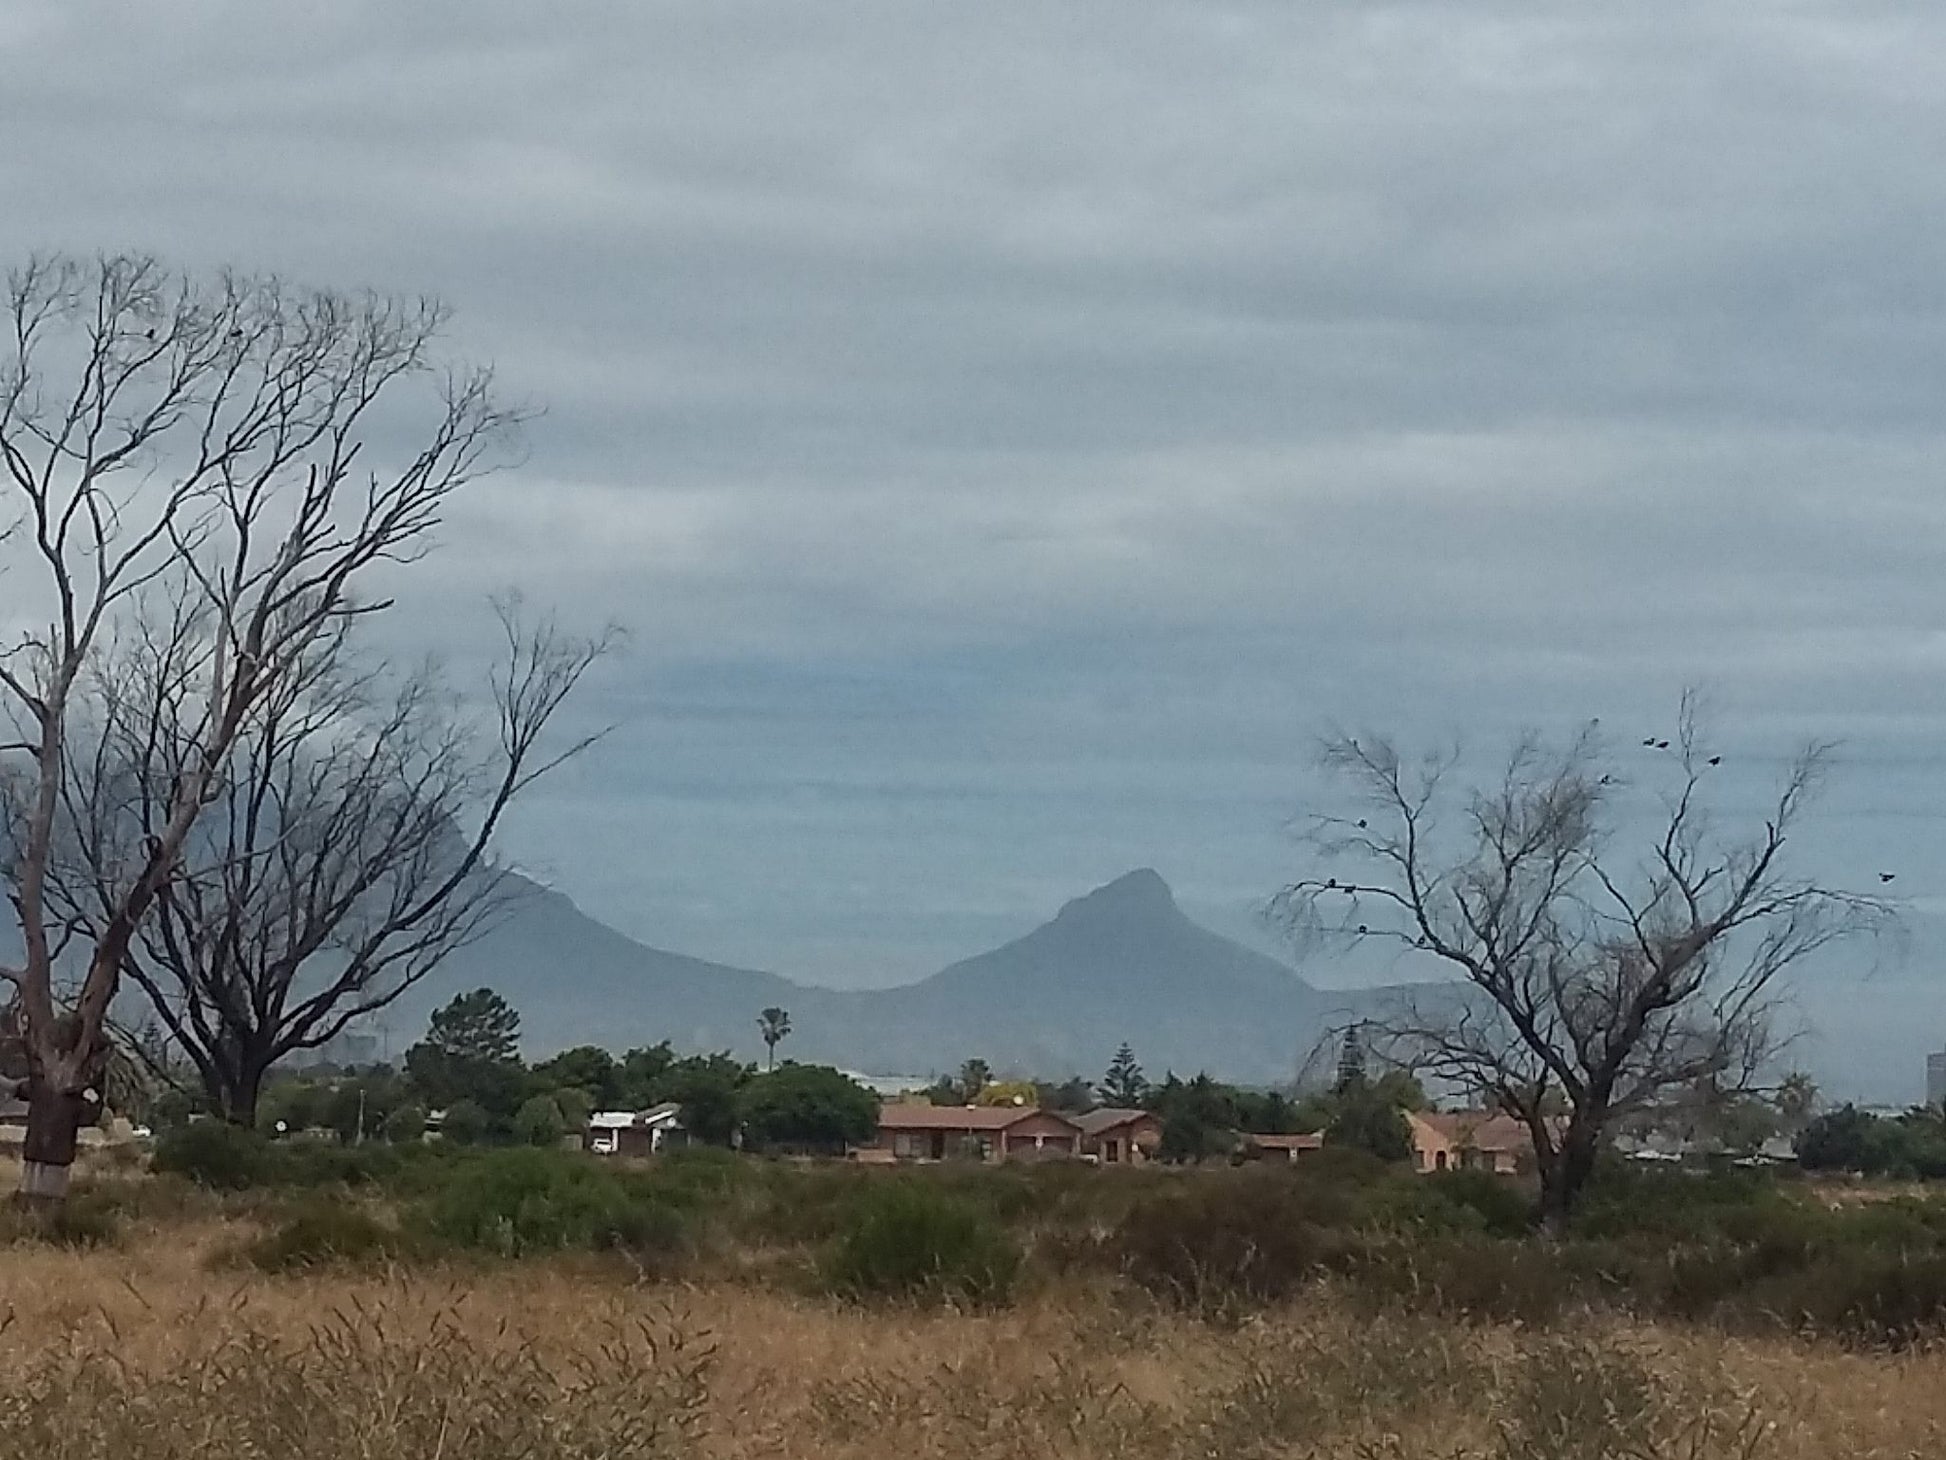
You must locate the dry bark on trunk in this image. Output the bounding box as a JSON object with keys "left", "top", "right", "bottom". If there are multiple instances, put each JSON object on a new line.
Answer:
{"left": 18, "top": 1082, "right": 88, "bottom": 1207}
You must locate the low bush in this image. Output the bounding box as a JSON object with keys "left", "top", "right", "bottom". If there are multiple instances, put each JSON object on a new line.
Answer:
{"left": 152, "top": 1121, "right": 275, "bottom": 1190}
{"left": 243, "top": 1201, "right": 415, "bottom": 1273}
{"left": 820, "top": 1179, "right": 1022, "bottom": 1307}
{"left": 416, "top": 1148, "right": 686, "bottom": 1260}
{"left": 1112, "top": 1168, "right": 1362, "bottom": 1314}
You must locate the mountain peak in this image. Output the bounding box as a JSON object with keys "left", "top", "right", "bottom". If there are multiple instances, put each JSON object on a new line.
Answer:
{"left": 1054, "top": 868, "right": 1178, "bottom": 924}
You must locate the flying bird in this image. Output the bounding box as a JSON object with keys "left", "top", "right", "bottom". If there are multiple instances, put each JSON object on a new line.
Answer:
{"left": 1880, "top": 873, "right": 1897, "bottom": 883}
{"left": 1708, "top": 756, "right": 1722, "bottom": 766}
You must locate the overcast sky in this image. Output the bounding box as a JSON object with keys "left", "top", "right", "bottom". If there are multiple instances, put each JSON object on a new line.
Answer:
{"left": 5, "top": 2, "right": 1945, "bottom": 988}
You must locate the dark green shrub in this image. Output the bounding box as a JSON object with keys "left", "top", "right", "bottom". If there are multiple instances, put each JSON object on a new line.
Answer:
{"left": 1372, "top": 1168, "right": 1534, "bottom": 1237}
{"left": 820, "top": 1180, "right": 1022, "bottom": 1307}
{"left": 152, "top": 1121, "right": 273, "bottom": 1190}
{"left": 245, "top": 1201, "right": 414, "bottom": 1272}
{"left": 1112, "top": 1169, "right": 1360, "bottom": 1313}
{"left": 1744, "top": 1248, "right": 1946, "bottom": 1348}
{"left": 417, "top": 1148, "right": 686, "bottom": 1259}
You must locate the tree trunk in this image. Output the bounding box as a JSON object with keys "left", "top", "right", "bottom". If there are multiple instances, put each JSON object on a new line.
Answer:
{"left": 220, "top": 1058, "right": 268, "bottom": 1129}
{"left": 1536, "top": 1122, "right": 1600, "bottom": 1237}
{"left": 18, "top": 1082, "right": 87, "bottom": 1208}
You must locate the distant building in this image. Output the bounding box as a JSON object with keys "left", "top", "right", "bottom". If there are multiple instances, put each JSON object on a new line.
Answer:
{"left": 1074, "top": 1107, "right": 1163, "bottom": 1164}
{"left": 1407, "top": 1110, "right": 1542, "bottom": 1176}
{"left": 1928, "top": 1050, "right": 1946, "bottom": 1110}
{"left": 871, "top": 1104, "right": 1082, "bottom": 1162}
{"left": 1242, "top": 1132, "right": 1326, "bottom": 1164}
{"left": 585, "top": 1103, "right": 686, "bottom": 1158}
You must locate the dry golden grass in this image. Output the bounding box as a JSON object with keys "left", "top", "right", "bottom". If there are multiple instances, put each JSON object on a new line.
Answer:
{"left": 0, "top": 1216, "right": 1941, "bottom": 1458}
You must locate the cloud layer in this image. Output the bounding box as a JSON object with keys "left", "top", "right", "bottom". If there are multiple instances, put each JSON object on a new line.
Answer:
{"left": 4, "top": 2, "right": 1945, "bottom": 996}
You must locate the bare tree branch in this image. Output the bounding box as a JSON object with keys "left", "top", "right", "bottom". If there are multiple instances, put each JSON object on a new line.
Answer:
{"left": 0, "top": 253, "right": 519, "bottom": 1200}
{"left": 1272, "top": 706, "right": 1887, "bottom": 1228}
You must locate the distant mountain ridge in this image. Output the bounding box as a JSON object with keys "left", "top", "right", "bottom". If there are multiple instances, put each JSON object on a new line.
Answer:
{"left": 9, "top": 864, "right": 1935, "bottom": 1097}
{"left": 380, "top": 867, "right": 1411, "bottom": 1084}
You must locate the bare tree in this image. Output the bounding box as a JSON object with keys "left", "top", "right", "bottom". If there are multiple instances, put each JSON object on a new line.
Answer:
{"left": 0, "top": 253, "right": 514, "bottom": 1203}
{"left": 51, "top": 599, "right": 609, "bottom": 1127}
{"left": 1276, "top": 702, "right": 1881, "bottom": 1230}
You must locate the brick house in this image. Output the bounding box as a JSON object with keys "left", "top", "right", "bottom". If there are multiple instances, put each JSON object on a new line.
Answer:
{"left": 1243, "top": 1131, "right": 1325, "bottom": 1163}
{"left": 1075, "top": 1107, "right": 1163, "bottom": 1164}
{"left": 872, "top": 1104, "right": 1083, "bottom": 1162}
{"left": 1407, "top": 1110, "right": 1539, "bottom": 1175}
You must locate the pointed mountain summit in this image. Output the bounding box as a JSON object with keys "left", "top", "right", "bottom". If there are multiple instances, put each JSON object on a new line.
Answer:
{"left": 1050, "top": 867, "right": 1178, "bottom": 925}
{"left": 916, "top": 868, "right": 1313, "bottom": 1002}
{"left": 821, "top": 870, "right": 1327, "bottom": 1076}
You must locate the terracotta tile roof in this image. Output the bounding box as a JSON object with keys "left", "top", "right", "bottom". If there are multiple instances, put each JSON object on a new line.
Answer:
{"left": 1075, "top": 1107, "right": 1155, "bottom": 1136}
{"left": 877, "top": 1104, "right": 1076, "bottom": 1132}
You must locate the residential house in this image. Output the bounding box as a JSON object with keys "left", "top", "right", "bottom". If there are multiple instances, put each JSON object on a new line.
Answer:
{"left": 1075, "top": 1107, "right": 1162, "bottom": 1164}
{"left": 1407, "top": 1110, "right": 1538, "bottom": 1176}
{"left": 585, "top": 1102, "right": 686, "bottom": 1158}
{"left": 872, "top": 1104, "right": 1083, "bottom": 1162}
{"left": 1243, "top": 1131, "right": 1325, "bottom": 1163}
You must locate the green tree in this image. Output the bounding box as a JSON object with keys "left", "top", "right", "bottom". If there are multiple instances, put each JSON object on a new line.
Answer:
{"left": 1152, "top": 1072, "right": 1239, "bottom": 1163}
{"left": 651, "top": 1054, "right": 752, "bottom": 1146}
{"left": 613, "top": 1042, "right": 676, "bottom": 1107}
{"left": 1335, "top": 1024, "right": 1368, "bottom": 1092}
{"left": 404, "top": 989, "right": 527, "bottom": 1121}
{"left": 957, "top": 1058, "right": 992, "bottom": 1104}
{"left": 1039, "top": 1076, "right": 1096, "bottom": 1113}
{"left": 1325, "top": 1076, "right": 1413, "bottom": 1162}
{"left": 440, "top": 1099, "right": 492, "bottom": 1147}
{"left": 424, "top": 989, "right": 521, "bottom": 1065}
{"left": 384, "top": 1103, "right": 428, "bottom": 1144}
{"left": 531, "top": 1046, "right": 620, "bottom": 1108}
{"left": 1099, "top": 1042, "right": 1147, "bottom": 1106}
{"left": 551, "top": 1086, "right": 593, "bottom": 1133}
{"left": 513, "top": 1094, "right": 568, "bottom": 1147}
{"left": 739, "top": 1064, "right": 878, "bottom": 1152}
{"left": 757, "top": 1007, "right": 792, "bottom": 1070}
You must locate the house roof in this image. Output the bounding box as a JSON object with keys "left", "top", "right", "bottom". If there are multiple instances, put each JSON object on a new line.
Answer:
{"left": 1249, "top": 1132, "right": 1325, "bottom": 1152}
{"left": 1409, "top": 1110, "right": 1536, "bottom": 1153}
{"left": 1075, "top": 1107, "right": 1155, "bottom": 1136}
{"left": 588, "top": 1102, "right": 684, "bottom": 1131}
{"left": 877, "top": 1103, "right": 1078, "bottom": 1132}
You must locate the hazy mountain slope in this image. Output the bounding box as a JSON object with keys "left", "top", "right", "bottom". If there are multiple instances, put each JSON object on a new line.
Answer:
{"left": 10, "top": 865, "right": 1937, "bottom": 1097}
{"left": 377, "top": 874, "right": 824, "bottom": 1060}
{"left": 796, "top": 869, "right": 1330, "bottom": 1079}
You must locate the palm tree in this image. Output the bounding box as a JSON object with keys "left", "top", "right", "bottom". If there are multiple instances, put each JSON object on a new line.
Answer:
{"left": 1775, "top": 1071, "right": 1820, "bottom": 1134}
{"left": 758, "top": 1007, "right": 792, "bottom": 1070}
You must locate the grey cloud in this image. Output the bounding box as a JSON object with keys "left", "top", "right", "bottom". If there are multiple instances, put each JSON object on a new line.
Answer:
{"left": 3, "top": 2, "right": 1945, "bottom": 1005}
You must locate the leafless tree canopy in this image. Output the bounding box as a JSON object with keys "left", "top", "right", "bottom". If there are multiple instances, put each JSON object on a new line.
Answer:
{"left": 1275, "top": 700, "right": 1883, "bottom": 1225}
{"left": 48, "top": 599, "right": 609, "bottom": 1124}
{"left": 0, "top": 253, "right": 517, "bottom": 1196}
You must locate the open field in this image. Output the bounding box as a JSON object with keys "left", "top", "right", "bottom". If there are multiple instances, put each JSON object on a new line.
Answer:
{"left": 1, "top": 1221, "right": 1944, "bottom": 1459}
{"left": 4, "top": 1142, "right": 1946, "bottom": 1457}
